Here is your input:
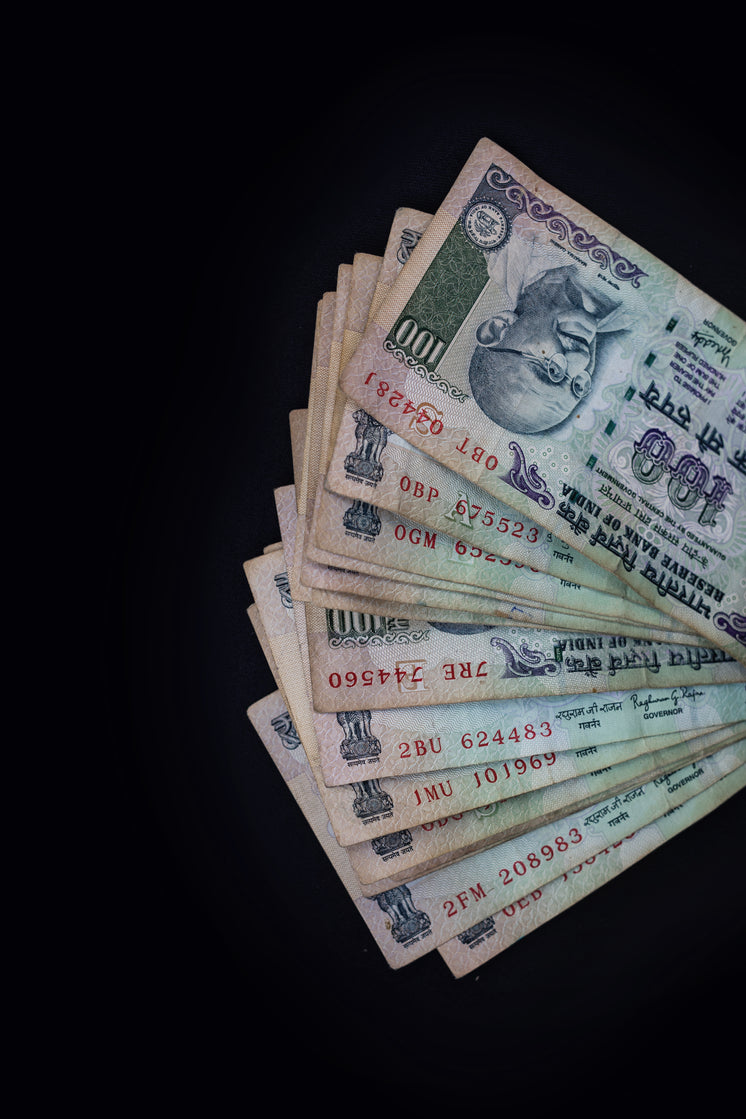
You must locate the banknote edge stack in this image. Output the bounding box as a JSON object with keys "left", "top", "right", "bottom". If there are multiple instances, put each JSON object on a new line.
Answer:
{"left": 242, "top": 138, "right": 746, "bottom": 978}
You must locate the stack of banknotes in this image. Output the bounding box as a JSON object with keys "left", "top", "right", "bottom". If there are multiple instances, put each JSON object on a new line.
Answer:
{"left": 243, "top": 138, "right": 746, "bottom": 977}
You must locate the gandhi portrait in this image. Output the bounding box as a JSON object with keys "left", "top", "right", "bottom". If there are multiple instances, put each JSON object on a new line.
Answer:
{"left": 468, "top": 262, "right": 628, "bottom": 435}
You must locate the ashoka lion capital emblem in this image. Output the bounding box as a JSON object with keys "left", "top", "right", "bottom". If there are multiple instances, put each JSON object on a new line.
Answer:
{"left": 345, "top": 409, "right": 390, "bottom": 482}
{"left": 374, "top": 884, "right": 431, "bottom": 946}
{"left": 350, "top": 778, "right": 393, "bottom": 820}
{"left": 336, "top": 709, "right": 381, "bottom": 761}
{"left": 342, "top": 499, "right": 382, "bottom": 538}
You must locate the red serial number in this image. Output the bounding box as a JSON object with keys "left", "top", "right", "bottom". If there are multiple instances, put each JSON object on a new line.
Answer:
{"left": 442, "top": 829, "right": 584, "bottom": 919}
{"left": 363, "top": 371, "right": 444, "bottom": 434}
{"left": 497, "top": 829, "right": 583, "bottom": 887}
{"left": 453, "top": 540, "right": 539, "bottom": 571}
{"left": 454, "top": 500, "right": 541, "bottom": 543}
{"left": 472, "top": 753, "right": 557, "bottom": 789}
{"left": 328, "top": 663, "right": 491, "bottom": 689}
{"left": 461, "top": 723, "right": 553, "bottom": 749}
{"left": 328, "top": 667, "right": 422, "bottom": 689}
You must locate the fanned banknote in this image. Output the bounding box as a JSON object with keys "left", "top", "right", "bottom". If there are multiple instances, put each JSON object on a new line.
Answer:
{"left": 352, "top": 739, "right": 746, "bottom": 967}
{"left": 306, "top": 209, "right": 703, "bottom": 634}
{"left": 249, "top": 686, "right": 746, "bottom": 971}
{"left": 305, "top": 603, "right": 746, "bottom": 713}
{"left": 313, "top": 680, "right": 746, "bottom": 784}
{"left": 248, "top": 682, "right": 745, "bottom": 968}
{"left": 282, "top": 482, "right": 705, "bottom": 641}
{"left": 437, "top": 761, "right": 746, "bottom": 978}
{"left": 336, "top": 139, "right": 746, "bottom": 662}
{"left": 245, "top": 536, "right": 745, "bottom": 843}
{"left": 341, "top": 723, "right": 745, "bottom": 887}
{"left": 241, "top": 141, "right": 746, "bottom": 979}
{"left": 244, "top": 531, "right": 745, "bottom": 966}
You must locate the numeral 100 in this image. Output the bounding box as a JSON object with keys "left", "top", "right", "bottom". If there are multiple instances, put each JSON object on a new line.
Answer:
{"left": 395, "top": 318, "right": 446, "bottom": 367}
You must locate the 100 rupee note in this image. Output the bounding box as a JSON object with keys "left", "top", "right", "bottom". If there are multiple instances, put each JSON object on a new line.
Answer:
{"left": 247, "top": 686, "right": 745, "bottom": 973}
{"left": 438, "top": 762, "right": 746, "bottom": 977}
{"left": 339, "top": 722, "right": 746, "bottom": 876}
{"left": 244, "top": 542, "right": 745, "bottom": 852}
{"left": 352, "top": 739, "right": 746, "bottom": 967}
{"left": 336, "top": 138, "right": 746, "bottom": 661}
{"left": 309, "top": 207, "right": 634, "bottom": 602}
{"left": 317, "top": 216, "right": 677, "bottom": 605}
{"left": 306, "top": 603, "right": 746, "bottom": 713}
{"left": 313, "top": 679, "right": 746, "bottom": 784}
{"left": 307, "top": 208, "right": 692, "bottom": 632}
{"left": 280, "top": 482, "right": 701, "bottom": 640}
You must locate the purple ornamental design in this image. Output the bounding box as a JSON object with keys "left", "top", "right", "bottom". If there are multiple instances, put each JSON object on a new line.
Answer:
{"left": 713, "top": 610, "right": 746, "bottom": 647}
{"left": 485, "top": 165, "right": 649, "bottom": 288}
{"left": 501, "top": 441, "right": 556, "bottom": 510}
{"left": 489, "top": 635, "right": 560, "bottom": 678}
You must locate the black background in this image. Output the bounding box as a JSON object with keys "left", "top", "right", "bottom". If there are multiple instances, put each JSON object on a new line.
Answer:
{"left": 97, "top": 20, "right": 745, "bottom": 1099}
